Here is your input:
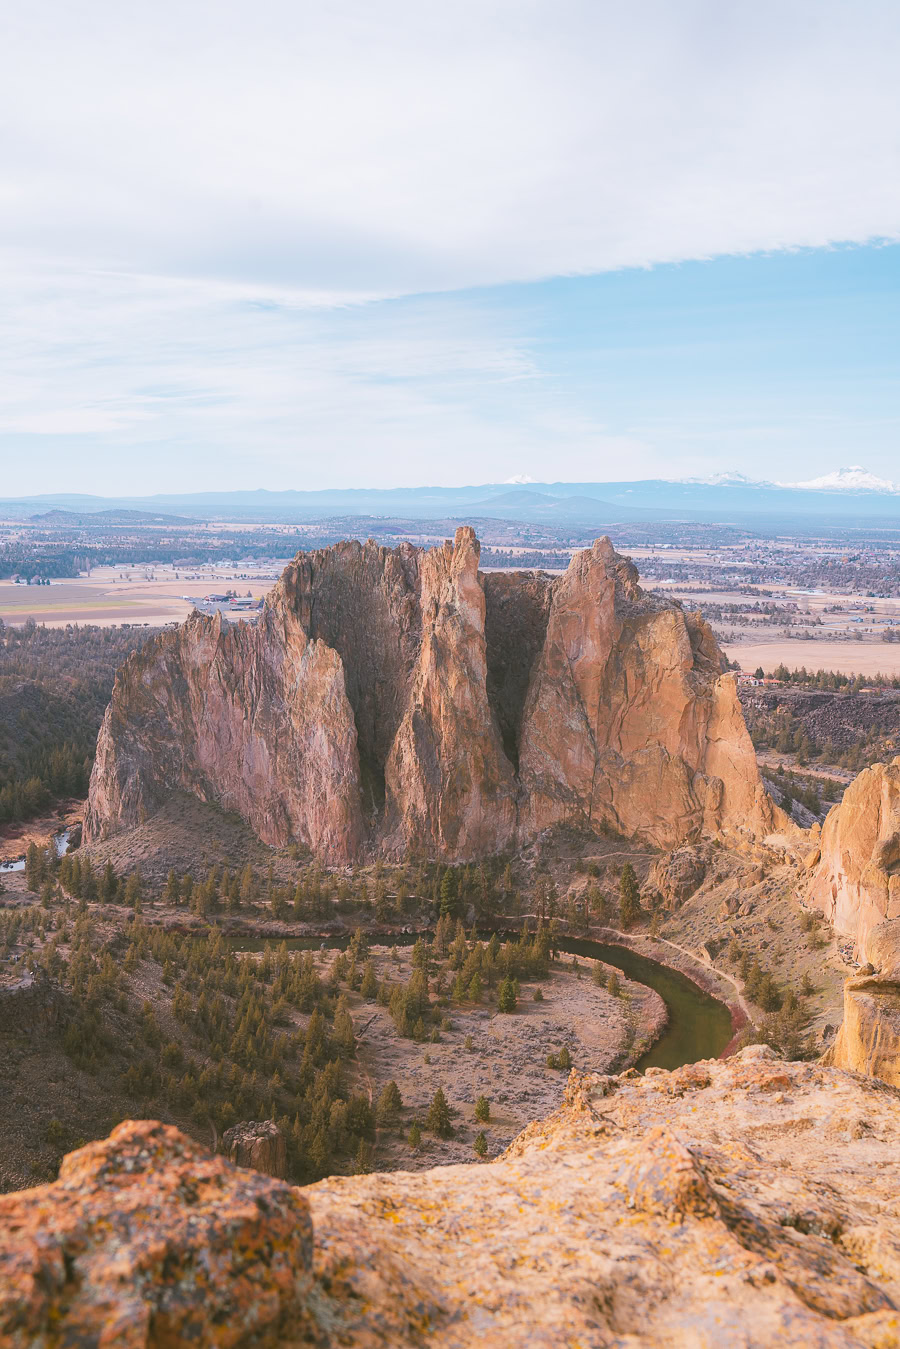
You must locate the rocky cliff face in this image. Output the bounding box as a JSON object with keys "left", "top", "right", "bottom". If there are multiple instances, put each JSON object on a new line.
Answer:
{"left": 85, "top": 530, "right": 773, "bottom": 862}
{"left": 808, "top": 756, "right": 900, "bottom": 954}
{"left": 4, "top": 1051, "right": 900, "bottom": 1347}
{"left": 803, "top": 759, "right": 900, "bottom": 1086}
{"left": 822, "top": 916, "right": 900, "bottom": 1088}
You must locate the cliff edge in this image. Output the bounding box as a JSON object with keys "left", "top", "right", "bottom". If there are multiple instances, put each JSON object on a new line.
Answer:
{"left": 2, "top": 1050, "right": 899, "bottom": 1347}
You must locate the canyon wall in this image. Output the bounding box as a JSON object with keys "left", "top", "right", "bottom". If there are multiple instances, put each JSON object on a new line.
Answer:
{"left": 4, "top": 1053, "right": 900, "bottom": 1346}
{"left": 804, "top": 758, "right": 900, "bottom": 1086}
{"left": 808, "top": 756, "right": 900, "bottom": 953}
{"left": 85, "top": 529, "right": 774, "bottom": 862}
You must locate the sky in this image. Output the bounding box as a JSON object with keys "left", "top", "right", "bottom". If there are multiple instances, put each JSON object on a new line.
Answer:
{"left": 2, "top": 0, "right": 900, "bottom": 496}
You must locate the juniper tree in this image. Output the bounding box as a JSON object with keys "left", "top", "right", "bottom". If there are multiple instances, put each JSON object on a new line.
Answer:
{"left": 426, "top": 1087, "right": 453, "bottom": 1138}
{"left": 619, "top": 864, "right": 641, "bottom": 928}
{"left": 376, "top": 1079, "right": 403, "bottom": 1125}
{"left": 498, "top": 976, "right": 517, "bottom": 1013}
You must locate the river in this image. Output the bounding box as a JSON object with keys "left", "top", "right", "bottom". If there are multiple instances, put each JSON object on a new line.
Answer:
{"left": 0, "top": 828, "right": 72, "bottom": 874}
{"left": 230, "top": 929, "right": 734, "bottom": 1071}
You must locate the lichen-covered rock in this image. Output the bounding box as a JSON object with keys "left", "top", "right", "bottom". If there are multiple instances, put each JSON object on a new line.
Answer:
{"left": 86, "top": 531, "right": 776, "bottom": 862}
{"left": 221, "top": 1119, "right": 288, "bottom": 1179}
{"left": 5, "top": 1058, "right": 900, "bottom": 1346}
{"left": 306, "top": 1051, "right": 900, "bottom": 1346}
{"left": 0, "top": 1119, "right": 315, "bottom": 1348}
{"left": 808, "top": 756, "right": 900, "bottom": 953}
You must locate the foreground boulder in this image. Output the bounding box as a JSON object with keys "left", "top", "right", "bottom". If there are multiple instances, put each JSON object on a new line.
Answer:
{"left": 84, "top": 531, "right": 775, "bottom": 862}
{"left": 4, "top": 1053, "right": 900, "bottom": 1346}
{"left": 0, "top": 1120, "right": 315, "bottom": 1347}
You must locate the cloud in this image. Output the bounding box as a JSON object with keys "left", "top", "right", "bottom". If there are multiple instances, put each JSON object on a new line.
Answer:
{"left": 1, "top": 261, "right": 652, "bottom": 492}
{"left": 2, "top": 0, "right": 900, "bottom": 296}
{"left": 2, "top": 1, "right": 900, "bottom": 493}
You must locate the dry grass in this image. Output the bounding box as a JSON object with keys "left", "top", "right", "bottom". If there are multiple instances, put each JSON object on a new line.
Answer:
{"left": 725, "top": 639, "right": 900, "bottom": 677}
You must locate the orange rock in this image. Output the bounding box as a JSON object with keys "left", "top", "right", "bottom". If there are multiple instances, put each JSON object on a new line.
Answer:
{"left": 0, "top": 1120, "right": 314, "bottom": 1348}
{"left": 85, "top": 533, "right": 776, "bottom": 862}
{"left": 808, "top": 756, "right": 900, "bottom": 956}
{"left": 6, "top": 1058, "right": 900, "bottom": 1347}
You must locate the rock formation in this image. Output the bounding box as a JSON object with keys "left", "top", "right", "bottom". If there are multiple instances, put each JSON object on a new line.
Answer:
{"left": 646, "top": 842, "right": 707, "bottom": 906}
{"left": 808, "top": 756, "right": 900, "bottom": 953}
{"left": 85, "top": 530, "right": 775, "bottom": 863}
{"left": 0, "top": 1119, "right": 315, "bottom": 1347}
{"left": 4, "top": 1052, "right": 900, "bottom": 1346}
{"left": 822, "top": 916, "right": 900, "bottom": 1088}
{"left": 220, "top": 1119, "right": 288, "bottom": 1179}
{"left": 803, "top": 759, "right": 900, "bottom": 1086}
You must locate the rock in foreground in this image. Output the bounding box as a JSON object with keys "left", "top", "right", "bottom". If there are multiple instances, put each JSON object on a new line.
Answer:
{"left": 85, "top": 530, "right": 775, "bottom": 862}
{"left": 0, "top": 1120, "right": 315, "bottom": 1347}
{"left": 4, "top": 1052, "right": 900, "bottom": 1346}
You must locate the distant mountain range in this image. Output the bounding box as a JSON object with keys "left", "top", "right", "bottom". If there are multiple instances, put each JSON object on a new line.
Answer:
{"left": 3, "top": 467, "right": 900, "bottom": 525}
{"left": 29, "top": 508, "right": 200, "bottom": 527}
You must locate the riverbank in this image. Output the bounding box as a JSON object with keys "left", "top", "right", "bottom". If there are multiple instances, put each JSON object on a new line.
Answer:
{"left": 120, "top": 905, "right": 741, "bottom": 1070}
{"left": 0, "top": 802, "right": 82, "bottom": 868}
{"left": 289, "top": 942, "right": 668, "bottom": 1170}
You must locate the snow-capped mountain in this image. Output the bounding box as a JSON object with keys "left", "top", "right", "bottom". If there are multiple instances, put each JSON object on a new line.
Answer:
{"left": 780, "top": 466, "right": 900, "bottom": 494}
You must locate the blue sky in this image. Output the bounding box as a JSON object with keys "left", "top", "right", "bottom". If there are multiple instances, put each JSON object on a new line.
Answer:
{"left": 2, "top": 1, "right": 899, "bottom": 495}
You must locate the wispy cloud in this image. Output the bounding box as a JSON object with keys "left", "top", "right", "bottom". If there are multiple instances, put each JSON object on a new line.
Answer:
{"left": 2, "top": 1, "right": 899, "bottom": 491}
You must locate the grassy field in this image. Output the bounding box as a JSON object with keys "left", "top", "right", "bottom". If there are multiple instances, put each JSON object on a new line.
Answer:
{"left": 724, "top": 639, "right": 900, "bottom": 677}
{"left": 0, "top": 567, "right": 274, "bottom": 628}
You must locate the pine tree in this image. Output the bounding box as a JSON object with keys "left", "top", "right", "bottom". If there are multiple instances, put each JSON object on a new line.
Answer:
{"left": 439, "top": 869, "right": 457, "bottom": 918}
{"left": 408, "top": 1121, "right": 422, "bottom": 1149}
{"left": 498, "top": 976, "right": 517, "bottom": 1013}
{"left": 360, "top": 962, "right": 378, "bottom": 1000}
{"left": 473, "top": 1131, "right": 488, "bottom": 1158}
{"left": 25, "top": 842, "right": 43, "bottom": 893}
{"left": 100, "top": 861, "right": 118, "bottom": 903}
{"left": 376, "top": 1079, "right": 403, "bottom": 1125}
{"left": 619, "top": 864, "right": 641, "bottom": 929}
{"left": 474, "top": 1095, "right": 490, "bottom": 1122}
{"left": 354, "top": 1138, "right": 375, "bottom": 1174}
{"left": 425, "top": 1087, "right": 453, "bottom": 1138}
{"left": 124, "top": 871, "right": 142, "bottom": 910}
